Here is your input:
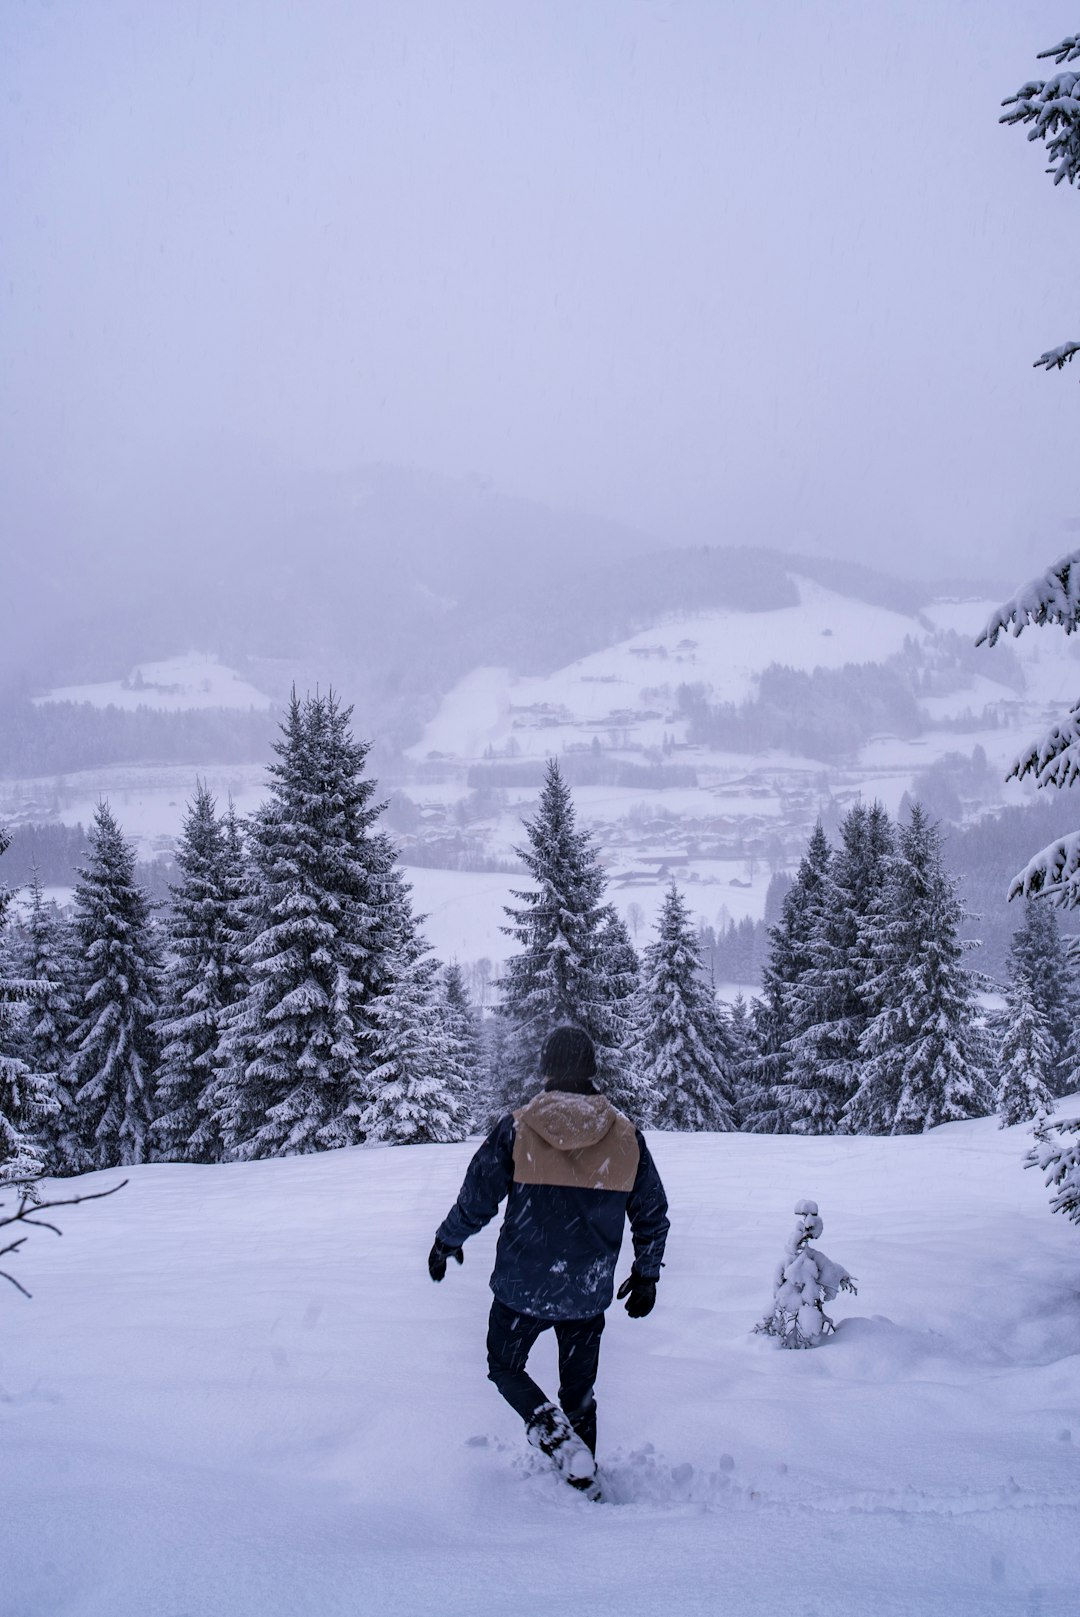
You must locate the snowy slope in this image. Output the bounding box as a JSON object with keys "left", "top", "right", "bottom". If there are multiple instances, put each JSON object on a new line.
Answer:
{"left": 3, "top": 1109, "right": 1078, "bottom": 1617}
{"left": 36, "top": 652, "right": 272, "bottom": 712}
{"left": 407, "top": 578, "right": 923, "bottom": 762}
{"left": 408, "top": 582, "right": 1080, "bottom": 779}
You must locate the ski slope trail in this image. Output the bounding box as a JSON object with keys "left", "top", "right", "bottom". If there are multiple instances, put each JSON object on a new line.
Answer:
{"left": 3, "top": 1112, "right": 1079, "bottom": 1617}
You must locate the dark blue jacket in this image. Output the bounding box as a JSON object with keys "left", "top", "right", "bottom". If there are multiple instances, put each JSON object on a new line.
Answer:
{"left": 437, "top": 1088, "right": 669, "bottom": 1321}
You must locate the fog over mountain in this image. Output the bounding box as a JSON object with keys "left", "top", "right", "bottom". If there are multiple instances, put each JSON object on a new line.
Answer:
{"left": 3, "top": 1, "right": 1080, "bottom": 976}
{"left": 4, "top": 0, "right": 1080, "bottom": 614}
{"left": 2, "top": 450, "right": 964, "bottom": 737}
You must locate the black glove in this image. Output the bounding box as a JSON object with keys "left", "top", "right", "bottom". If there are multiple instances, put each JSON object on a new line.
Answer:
{"left": 428, "top": 1238, "right": 464, "bottom": 1282}
{"left": 616, "top": 1270, "right": 657, "bottom": 1319}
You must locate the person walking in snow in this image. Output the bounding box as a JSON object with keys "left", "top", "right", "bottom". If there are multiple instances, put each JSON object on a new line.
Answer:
{"left": 429, "top": 1025, "right": 669, "bottom": 1498}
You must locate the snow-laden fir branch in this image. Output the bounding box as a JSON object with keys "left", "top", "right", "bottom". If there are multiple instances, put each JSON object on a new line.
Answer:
{"left": 977, "top": 550, "right": 1080, "bottom": 646}
{"left": 1007, "top": 835, "right": 1080, "bottom": 905}
{"left": 1025, "top": 1116, "right": 1080, "bottom": 1224}
{"left": 1001, "top": 33, "right": 1080, "bottom": 187}
{"left": 979, "top": 552, "right": 1080, "bottom": 905}
{"left": 1007, "top": 703, "right": 1080, "bottom": 791}
{"left": 1033, "top": 341, "right": 1080, "bottom": 373}
{"left": 1036, "top": 35, "right": 1080, "bottom": 67}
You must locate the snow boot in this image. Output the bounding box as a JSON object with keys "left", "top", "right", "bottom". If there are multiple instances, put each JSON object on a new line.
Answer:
{"left": 526, "top": 1402, "right": 602, "bottom": 1501}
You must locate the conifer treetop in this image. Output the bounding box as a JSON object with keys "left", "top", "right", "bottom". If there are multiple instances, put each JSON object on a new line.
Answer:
{"left": 214, "top": 691, "right": 402, "bottom": 1160}
{"left": 635, "top": 880, "right": 734, "bottom": 1132}
{"left": 499, "top": 758, "right": 612, "bottom": 1056}
{"left": 69, "top": 802, "right": 160, "bottom": 1169}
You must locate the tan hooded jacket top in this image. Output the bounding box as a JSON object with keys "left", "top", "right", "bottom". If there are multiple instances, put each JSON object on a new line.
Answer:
{"left": 512, "top": 1090, "right": 641, "bottom": 1193}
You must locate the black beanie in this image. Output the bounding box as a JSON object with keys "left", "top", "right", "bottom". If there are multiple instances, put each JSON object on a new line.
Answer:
{"left": 540, "top": 1025, "right": 597, "bottom": 1085}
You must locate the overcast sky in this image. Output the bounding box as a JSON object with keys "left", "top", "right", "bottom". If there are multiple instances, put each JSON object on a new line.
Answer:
{"left": 3, "top": 0, "right": 1079, "bottom": 579}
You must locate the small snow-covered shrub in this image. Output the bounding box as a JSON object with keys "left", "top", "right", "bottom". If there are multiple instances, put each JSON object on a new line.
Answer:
{"left": 756, "top": 1199, "right": 856, "bottom": 1349}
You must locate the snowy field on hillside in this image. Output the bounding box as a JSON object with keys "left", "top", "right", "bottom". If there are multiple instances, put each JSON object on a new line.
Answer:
{"left": 35, "top": 653, "right": 273, "bottom": 713}
{"left": 402, "top": 864, "right": 772, "bottom": 970}
{"left": 3, "top": 1109, "right": 1079, "bottom": 1617}
{"left": 0, "top": 763, "right": 270, "bottom": 864}
{"left": 4, "top": 583, "right": 1069, "bottom": 925}
{"left": 407, "top": 583, "right": 1078, "bottom": 769}
{"left": 406, "top": 581, "right": 926, "bottom": 762}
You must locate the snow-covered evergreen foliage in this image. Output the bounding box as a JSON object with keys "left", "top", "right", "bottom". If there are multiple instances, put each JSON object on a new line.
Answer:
{"left": 981, "top": 44, "right": 1080, "bottom": 887}
{"left": 592, "top": 907, "right": 653, "bottom": 1120}
{"left": 726, "top": 992, "right": 758, "bottom": 1128}
{"left": 1006, "top": 899, "right": 1078, "bottom": 1094}
{"left": 996, "top": 970, "right": 1055, "bottom": 1127}
{"left": 755, "top": 1199, "right": 856, "bottom": 1349}
{"left": 475, "top": 1009, "right": 518, "bottom": 1131}
{"left": 0, "top": 836, "right": 56, "bottom": 1183}
{"left": 441, "top": 961, "right": 484, "bottom": 1129}
{"left": 979, "top": 554, "right": 1080, "bottom": 907}
{"left": 779, "top": 804, "right": 893, "bottom": 1134}
{"left": 12, "top": 869, "right": 79, "bottom": 1172}
{"left": 743, "top": 825, "right": 831, "bottom": 1132}
{"left": 1001, "top": 33, "right": 1080, "bottom": 192}
{"left": 153, "top": 785, "right": 247, "bottom": 1163}
{"left": 213, "top": 693, "right": 400, "bottom": 1159}
{"left": 359, "top": 946, "right": 471, "bottom": 1145}
{"left": 69, "top": 804, "right": 161, "bottom": 1169}
{"left": 498, "top": 760, "right": 623, "bottom": 1094}
{"left": 847, "top": 805, "right": 991, "bottom": 1134}
{"left": 595, "top": 908, "right": 639, "bottom": 1049}
{"left": 633, "top": 881, "right": 734, "bottom": 1131}
{"left": 1027, "top": 1114, "right": 1080, "bottom": 1226}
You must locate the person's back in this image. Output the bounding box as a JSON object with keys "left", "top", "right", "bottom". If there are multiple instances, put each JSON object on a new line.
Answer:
{"left": 428, "top": 1025, "right": 669, "bottom": 1498}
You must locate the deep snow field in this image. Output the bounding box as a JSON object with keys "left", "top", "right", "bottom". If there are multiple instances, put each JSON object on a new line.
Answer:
{"left": 3, "top": 1107, "right": 1079, "bottom": 1617}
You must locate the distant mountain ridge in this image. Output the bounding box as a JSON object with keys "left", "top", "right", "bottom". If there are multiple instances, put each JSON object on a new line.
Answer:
{"left": 4, "top": 456, "right": 1001, "bottom": 753}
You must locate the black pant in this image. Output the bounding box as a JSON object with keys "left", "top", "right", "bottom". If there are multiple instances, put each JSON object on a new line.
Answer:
{"left": 486, "top": 1297, "right": 605, "bottom": 1454}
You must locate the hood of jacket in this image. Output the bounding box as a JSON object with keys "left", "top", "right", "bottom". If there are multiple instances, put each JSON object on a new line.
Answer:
{"left": 518, "top": 1089, "right": 617, "bottom": 1152}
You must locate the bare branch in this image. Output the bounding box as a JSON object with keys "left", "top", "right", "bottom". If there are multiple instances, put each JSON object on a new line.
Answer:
{"left": 0, "top": 1269, "right": 33, "bottom": 1300}
{"left": 0, "top": 1179, "right": 127, "bottom": 1300}
{"left": 0, "top": 1178, "right": 128, "bottom": 1232}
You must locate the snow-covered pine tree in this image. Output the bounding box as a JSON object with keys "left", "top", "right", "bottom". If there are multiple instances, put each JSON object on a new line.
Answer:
{"left": 979, "top": 38, "right": 1080, "bottom": 897}
{"left": 986, "top": 31, "right": 1080, "bottom": 1216}
{"left": 153, "top": 784, "right": 247, "bottom": 1163}
{"left": 13, "top": 868, "right": 80, "bottom": 1173}
{"left": 996, "top": 968, "right": 1055, "bottom": 1127}
{"left": 69, "top": 803, "right": 161, "bottom": 1169}
{"left": 632, "top": 881, "right": 735, "bottom": 1131}
{"left": 592, "top": 906, "right": 654, "bottom": 1121}
{"left": 497, "top": 759, "right": 619, "bottom": 1098}
{"left": 1006, "top": 899, "right": 1078, "bottom": 1095}
{"left": 476, "top": 1007, "right": 529, "bottom": 1133}
{"left": 755, "top": 1199, "right": 856, "bottom": 1349}
{"left": 213, "top": 692, "right": 400, "bottom": 1159}
{"left": 742, "top": 824, "right": 831, "bottom": 1132}
{"left": 0, "top": 834, "right": 56, "bottom": 1183}
{"left": 596, "top": 908, "right": 639, "bottom": 1047}
{"left": 359, "top": 941, "right": 471, "bottom": 1145}
{"left": 847, "top": 804, "right": 992, "bottom": 1134}
{"left": 726, "top": 992, "right": 759, "bottom": 1129}
{"left": 779, "top": 803, "right": 895, "bottom": 1135}
{"left": 442, "top": 960, "right": 485, "bottom": 1127}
